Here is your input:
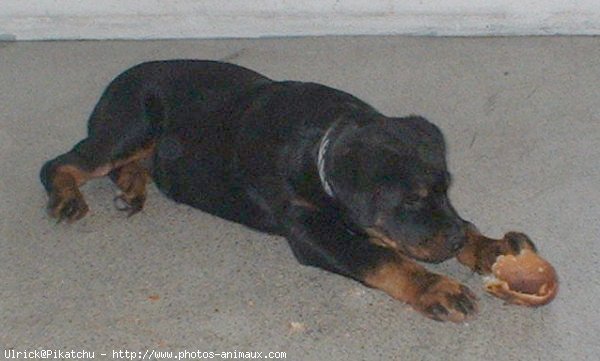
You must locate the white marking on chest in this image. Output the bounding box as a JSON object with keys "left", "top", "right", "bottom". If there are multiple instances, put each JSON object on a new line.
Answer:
{"left": 317, "top": 125, "right": 335, "bottom": 197}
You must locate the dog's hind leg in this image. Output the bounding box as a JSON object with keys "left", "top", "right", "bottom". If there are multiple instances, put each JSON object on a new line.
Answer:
{"left": 40, "top": 137, "right": 156, "bottom": 223}
{"left": 40, "top": 78, "right": 165, "bottom": 223}
{"left": 40, "top": 138, "right": 113, "bottom": 223}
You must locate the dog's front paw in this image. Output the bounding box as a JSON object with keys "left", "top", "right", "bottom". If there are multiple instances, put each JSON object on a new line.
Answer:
{"left": 48, "top": 188, "right": 89, "bottom": 223}
{"left": 414, "top": 275, "right": 478, "bottom": 323}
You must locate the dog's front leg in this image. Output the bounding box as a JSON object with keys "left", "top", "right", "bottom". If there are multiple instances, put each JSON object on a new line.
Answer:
{"left": 283, "top": 201, "right": 478, "bottom": 322}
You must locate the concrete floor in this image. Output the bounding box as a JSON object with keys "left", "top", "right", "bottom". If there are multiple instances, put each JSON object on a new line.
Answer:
{"left": 1, "top": 36, "right": 598, "bottom": 360}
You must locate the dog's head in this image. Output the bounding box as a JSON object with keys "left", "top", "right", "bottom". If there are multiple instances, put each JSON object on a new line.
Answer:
{"left": 324, "top": 115, "right": 468, "bottom": 262}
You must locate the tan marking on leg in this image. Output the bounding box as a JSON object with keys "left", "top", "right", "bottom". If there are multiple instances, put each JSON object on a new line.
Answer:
{"left": 113, "top": 161, "right": 152, "bottom": 216}
{"left": 290, "top": 197, "right": 319, "bottom": 211}
{"left": 114, "top": 162, "right": 152, "bottom": 193}
{"left": 48, "top": 165, "right": 92, "bottom": 222}
{"left": 47, "top": 141, "right": 156, "bottom": 222}
{"left": 54, "top": 165, "right": 98, "bottom": 186}
{"left": 365, "top": 227, "right": 399, "bottom": 250}
{"left": 363, "top": 256, "right": 426, "bottom": 304}
{"left": 365, "top": 225, "right": 446, "bottom": 262}
{"left": 111, "top": 141, "right": 156, "bottom": 169}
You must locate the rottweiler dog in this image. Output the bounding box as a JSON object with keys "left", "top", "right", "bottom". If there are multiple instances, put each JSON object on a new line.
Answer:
{"left": 40, "top": 60, "right": 536, "bottom": 322}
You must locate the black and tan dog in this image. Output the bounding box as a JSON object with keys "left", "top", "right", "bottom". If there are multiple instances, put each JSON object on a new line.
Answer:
{"left": 40, "top": 60, "right": 537, "bottom": 322}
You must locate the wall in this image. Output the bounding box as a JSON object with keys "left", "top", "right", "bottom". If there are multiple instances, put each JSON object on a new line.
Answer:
{"left": 1, "top": 0, "right": 599, "bottom": 40}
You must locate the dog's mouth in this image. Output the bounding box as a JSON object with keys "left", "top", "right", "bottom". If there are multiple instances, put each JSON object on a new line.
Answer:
{"left": 365, "top": 226, "right": 458, "bottom": 263}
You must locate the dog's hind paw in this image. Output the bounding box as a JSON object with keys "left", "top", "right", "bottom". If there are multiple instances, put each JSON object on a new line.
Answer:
{"left": 48, "top": 188, "right": 89, "bottom": 223}
{"left": 113, "top": 193, "right": 145, "bottom": 217}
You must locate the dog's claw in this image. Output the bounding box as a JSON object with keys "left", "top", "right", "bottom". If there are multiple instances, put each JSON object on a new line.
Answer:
{"left": 113, "top": 195, "right": 129, "bottom": 211}
{"left": 416, "top": 277, "right": 479, "bottom": 323}
{"left": 426, "top": 304, "right": 449, "bottom": 322}
{"left": 453, "top": 287, "right": 478, "bottom": 315}
{"left": 113, "top": 194, "right": 144, "bottom": 217}
{"left": 63, "top": 199, "right": 77, "bottom": 218}
{"left": 48, "top": 189, "right": 89, "bottom": 223}
{"left": 128, "top": 196, "right": 144, "bottom": 217}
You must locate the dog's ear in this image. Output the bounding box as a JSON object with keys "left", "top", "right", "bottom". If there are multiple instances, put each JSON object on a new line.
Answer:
{"left": 396, "top": 116, "right": 447, "bottom": 168}
{"left": 399, "top": 116, "right": 445, "bottom": 142}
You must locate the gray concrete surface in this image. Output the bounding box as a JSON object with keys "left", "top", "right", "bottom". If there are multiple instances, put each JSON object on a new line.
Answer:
{"left": 1, "top": 36, "right": 599, "bottom": 360}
